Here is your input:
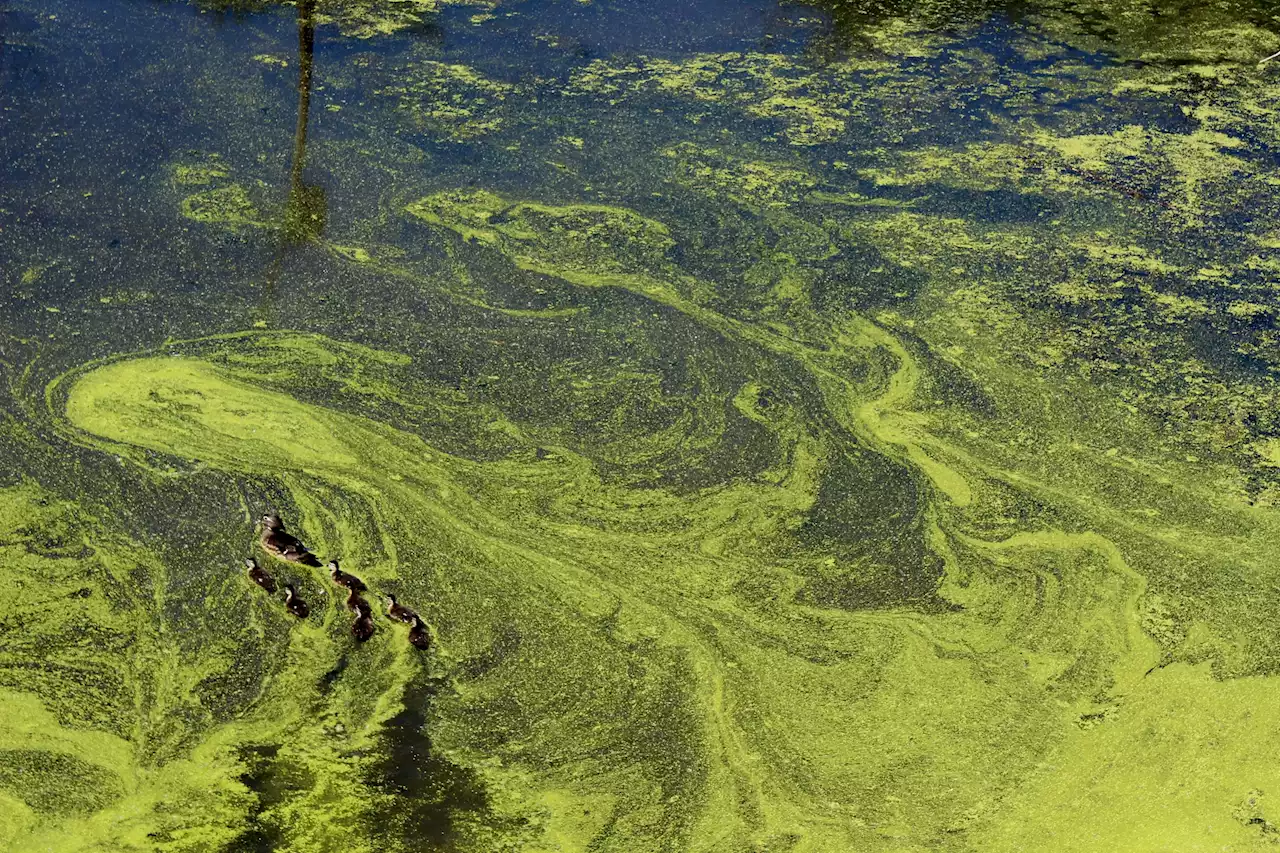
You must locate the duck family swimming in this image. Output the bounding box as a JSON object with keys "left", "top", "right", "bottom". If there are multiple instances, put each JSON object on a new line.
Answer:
{"left": 246, "top": 511, "right": 430, "bottom": 651}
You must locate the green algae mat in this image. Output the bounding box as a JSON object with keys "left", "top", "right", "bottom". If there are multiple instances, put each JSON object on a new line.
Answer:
{"left": 6, "top": 0, "right": 1280, "bottom": 850}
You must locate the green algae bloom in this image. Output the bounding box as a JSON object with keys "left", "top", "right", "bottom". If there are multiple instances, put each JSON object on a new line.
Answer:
{"left": 10, "top": 0, "right": 1280, "bottom": 849}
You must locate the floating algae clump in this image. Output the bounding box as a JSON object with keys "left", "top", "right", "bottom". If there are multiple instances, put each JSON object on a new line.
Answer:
{"left": 46, "top": 352, "right": 535, "bottom": 853}
{"left": 973, "top": 663, "right": 1280, "bottom": 851}
{"left": 179, "top": 184, "right": 263, "bottom": 229}
{"left": 660, "top": 142, "right": 818, "bottom": 208}
{"left": 56, "top": 342, "right": 1023, "bottom": 849}
{"left": 171, "top": 158, "right": 231, "bottom": 187}
{"left": 314, "top": 0, "right": 441, "bottom": 39}
{"left": 407, "top": 189, "right": 682, "bottom": 295}
{"left": 567, "top": 52, "right": 864, "bottom": 144}
{"left": 376, "top": 61, "right": 519, "bottom": 141}
{"left": 0, "top": 482, "right": 263, "bottom": 852}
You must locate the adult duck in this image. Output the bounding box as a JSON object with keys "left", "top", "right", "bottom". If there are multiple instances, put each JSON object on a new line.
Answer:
{"left": 259, "top": 514, "right": 321, "bottom": 567}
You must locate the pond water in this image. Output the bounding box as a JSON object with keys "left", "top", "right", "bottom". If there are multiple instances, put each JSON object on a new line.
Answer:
{"left": 4, "top": 0, "right": 1280, "bottom": 850}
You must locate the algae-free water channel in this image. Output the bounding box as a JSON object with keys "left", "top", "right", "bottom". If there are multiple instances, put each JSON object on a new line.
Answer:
{"left": 4, "top": 0, "right": 1280, "bottom": 850}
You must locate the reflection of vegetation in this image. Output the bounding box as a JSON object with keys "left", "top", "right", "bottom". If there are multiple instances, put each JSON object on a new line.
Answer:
{"left": 283, "top": 184, "right": 327, "bottom": 243}
{"left": 792, "top": 0, "right": 1008, "bottom": 60}
{"left": 792, "top": 0, "right": 1280, "bottom": 62}
{"left": 283, "top": 0, "right": 325, "bottom": 246}
{"left": 187, "top": 0, "right": 446, "bottom": 39}
{"left": 314, "top": 0, "right": 445, "bottom": 39}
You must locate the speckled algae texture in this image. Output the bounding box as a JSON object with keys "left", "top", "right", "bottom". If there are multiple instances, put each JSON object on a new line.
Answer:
{"left": 41, "top": 237, "right": 1280, "bottom": 853}
{"left": 10, "top": 0, "right": 1280, "bottom": 850}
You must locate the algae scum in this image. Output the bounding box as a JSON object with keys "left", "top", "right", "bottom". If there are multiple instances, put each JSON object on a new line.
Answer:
{"left": 8, "top": 0, "right": 1280, "bottom": 850}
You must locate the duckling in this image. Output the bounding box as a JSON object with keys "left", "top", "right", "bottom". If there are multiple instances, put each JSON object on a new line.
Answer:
{"left": 352, "top": 612, "right": 376, "bottom": 643}
{"left": 344, "top": 588, "right": 375, "bottom": 641}
{"left": 259, "top": 514, "right": 321, "bottom": 567}
{"left": 384, "top": 594, "right": 418, "bottom": 624}
{"left": 345, "top": 588, "right": 372, "bottom": 619}
{"left": 407, "top": 617, "right": 431, "bottom": 651}
{"left": 244, "top": 557, "right": 276, "bottom": 594}
{"left": 283, "top": 583, "right": 310, "bottom": 619}
{"left": 328, "top": 559, "right": 367, "bottom": 593}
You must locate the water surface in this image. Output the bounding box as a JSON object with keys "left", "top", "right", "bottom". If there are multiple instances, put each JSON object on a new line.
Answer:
{"left": 5, "top": 0, "right": 1280, "bottom": 850}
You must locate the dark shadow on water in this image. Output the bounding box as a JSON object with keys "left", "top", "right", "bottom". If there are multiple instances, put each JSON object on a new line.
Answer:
{"left": 224, "top": 743, "right": 298, "bottom": 853}
{"left": 222, "top": 676, "right": 507, "bottom": 850}
{"left": 363, "top": 678, "right": 510, "bottom": 850}
{"left": 317, "top": 652, "right": 349, "bottom": 696}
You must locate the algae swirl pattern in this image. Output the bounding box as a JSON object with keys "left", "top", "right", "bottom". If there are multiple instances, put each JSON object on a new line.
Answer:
{"left": 6, "top": 0, "right": 1280, "bottom": 850}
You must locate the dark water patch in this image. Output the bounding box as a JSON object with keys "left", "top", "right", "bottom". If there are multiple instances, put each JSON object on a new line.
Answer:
{"left": 490, "top": 0, "right": 791, "bottom": 58}
{"left": 903, "top": 330, "right": 999, "bottom": 419}
{"left": 0, "top": 749, "right": 125, "bottom": 816}
{"left": 225, "top": 742, "right": 301, "bottom": 853}
{"left": 795, "top": 446, "right": 946, "bottom": 610}
{"left": 0, "top": 3, "right": 39, "bottom": 35}
{"left": 922, "top": 186, "right": 1058, "bottom": 223}
{"left": 1184, "top": 315, "right": 1278, "bottom": 384}
{"left": 363, "top": 679, "right": 501, "bottom": 850}
{"left": 811, "top": 241, "right": 929, "bottom": 314}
